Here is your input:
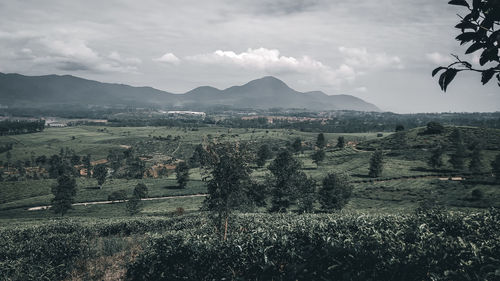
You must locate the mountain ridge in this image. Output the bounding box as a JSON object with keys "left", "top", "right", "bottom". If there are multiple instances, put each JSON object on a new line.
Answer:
{"left": 0, "top": 72, "right": 380, "bottom": 111}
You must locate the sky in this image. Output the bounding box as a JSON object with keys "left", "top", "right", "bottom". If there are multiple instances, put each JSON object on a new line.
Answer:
{"left": 0, "top": 0, "right": 498, "bottom": 113}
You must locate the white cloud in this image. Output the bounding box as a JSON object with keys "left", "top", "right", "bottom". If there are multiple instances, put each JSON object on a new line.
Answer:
{"left": 425, "top": 52, "right": 453, "bottom": 65}
{"left": 354, "top": 86, "right": 368, "bottom": 92}
{"left": 339, "top": 47, "right": 403, "bottom": 69}
{"left": 1, "top": 31, "right": 141, "bottom": 73}
{"left": 187, "top": 47, "right": 356, "bottom": 85}
{"left": 154, "top": 52, "right": 180, "bottom": 64}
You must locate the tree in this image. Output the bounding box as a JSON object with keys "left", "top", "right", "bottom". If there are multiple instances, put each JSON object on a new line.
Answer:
{"left": 126, "top": 183, "right": 149, "bottom": 215}
{"left": 133, "top": 182, "right": 149, "bottom": 199}
{"left": 449, "top": 142, "right": 467, "bottom": 170}
{"left": 82, "top": 154, "right": 92, "bottom": 178}
{"left": 126, "top": 157, "right": 145, "bottom": 179}
{"left": 491, "top": 154, "right": 500, "bottom": 181}
{"left": 369, "top": 150, "right": 384, "bottom": 178}
{"left": 395, "top": 124, "right": 405, "bottom": 132}
{"left": 469, "top": 145, "right": 484, "bottom": 173}
{"left": 311, "top": 149, "right": 326, "bottom": 167}
{"left": 175, "top": 161, "right": 190, "bottom": 188}
{"left": 429, "top": 145, "right": 445, "bottom": 169}
{"left": 425, "top": 121, "right": 445, "bottom": 134}
{"left": 318, "top": 172, "right": 353, "bottom": 212}
{"left": 316, "top": 133, "right": 326, "bottom": 148}
{"left": 202, "top": 142, "right": 253, "bottom": 239}
{"left": 126, "top": 196, "right": 142, "bottom": 215}
{"left": 51, "top": 173, "right": 77, "bottom": 216}
{"left": 337, "top": 136, "right": 345, "bottom": 148}
{"left": 189, "top": 144, "right": 210, "bottom": 168}
{"left": 432, "top": 0, "right": 500, "bottom": 91}
{"left": 296, "top": 175, "right": 316, "bottom": 213}
{"left": 93, "top": 164, "right": 107, "bottom": 189}
{"left": 449, "top": 129, "right": 466, "bottom": 170}
{"left": 291, "top": 137, "right": 302, "bottom": 153}
{"left": 256, "top": 144, "right": 272, "bottom": 167}
{"left": 268, "top": 150, "right": 303, "bottom": 212}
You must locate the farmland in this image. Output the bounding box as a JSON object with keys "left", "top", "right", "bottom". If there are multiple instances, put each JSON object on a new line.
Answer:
{"left": 1, "top": 123, "right": 500, "bottom": 280}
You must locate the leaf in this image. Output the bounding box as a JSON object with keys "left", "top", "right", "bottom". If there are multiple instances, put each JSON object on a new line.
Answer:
{"left": 481, "top": 68, "right": 496, "bottom": 84}
{"left": 455, "top": 32, "right": 478, "bottom": 45}
{"left": 455, "top": 21, "right": 477, "bottom": 31}
{"left": 465, "top": 42, "right": 484, "bottom": 54}
{"left": 479, "top": 48, "right": 500, "bottom": 66}
{"left": 448, "top": 0, "right": 470, "bottom": 7}
{"left": 439, "top": 69, "right": 458, "bottom": 92}
{"left": 432, "top": 67, "right": 447, "bottom": 77}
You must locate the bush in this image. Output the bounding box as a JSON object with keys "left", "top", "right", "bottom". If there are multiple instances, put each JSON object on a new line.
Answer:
{"left": 126, "top": 211, "right": 500, "bottom": 281}
{"left": 108, "top": 189, "right": 128, "bottom": 201}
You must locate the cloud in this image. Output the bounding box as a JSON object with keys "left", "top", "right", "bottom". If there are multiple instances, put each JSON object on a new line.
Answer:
{"left": 187, "top": 47, "right": 356, "bottom": 85}
{"left": 339, "top": 47, "right": 404, "bottom": 69}
{"left": 0, "top": 31, "right": 141, "bottom": 73}
{"left": 354, "top": 86, "right": 368, "bottom": 93}
{"left": 425, "top": 52, "right": 453, "bottom": 65}
{"left": 154, "top": 52, "right": 181, "bottom": 64}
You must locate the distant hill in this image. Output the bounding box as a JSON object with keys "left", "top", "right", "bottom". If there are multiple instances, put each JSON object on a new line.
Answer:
{"left": 357, "top": 126, "right": 500, "bottom": 151}
{"left": 0, "top": 73, "right": 380, "bottom": 111}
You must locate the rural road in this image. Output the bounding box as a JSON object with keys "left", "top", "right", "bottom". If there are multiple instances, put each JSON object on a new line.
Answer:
{"left": 27, "top": 193, "right": 207, "bottom": 211}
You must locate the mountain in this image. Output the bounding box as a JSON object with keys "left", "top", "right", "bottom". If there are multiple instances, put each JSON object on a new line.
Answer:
{"left": 0, "top": 73, "right": 380, "bottom": 111}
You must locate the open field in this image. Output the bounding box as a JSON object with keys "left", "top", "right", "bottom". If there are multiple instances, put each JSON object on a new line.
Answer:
{"left": 1, "top": 125, "right": 499, "bottom": 224}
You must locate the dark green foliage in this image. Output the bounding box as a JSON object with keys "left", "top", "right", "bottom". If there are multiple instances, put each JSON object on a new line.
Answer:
{"left": 126, "top": 157, "right": 145, "bottom": 179}
{"left": 492, "top": 154, "right": 500, "bottom": 181}
{"left": 316, "top": 133, "right": 326, "bottom": 148}
{"left": 133, "top": 182, "right": 149, "bottom": 199}
{"left": 433, "top": 0, "right": 500, "bottom": 90}
{"left": 108, "top": 189, "right": 128, "bottom": 201}
{"left": 449, "top": 129, "right": 467, "bottom": 170}
{"left": 268, "top": 150, "right": 304, "bottom": 212}
{"left": 429, "top": 145, "right": 445, "bottom": 169}
{"left": 189, "top": 144, "right": 210, "bottom": 168}
{"left": 51, "top": 173, "right": 77, "bottom": 216}
{"left": 82, "top": 154, "right": 92, "bottom": 178}
{"left": 369, "top": 150, "right": 384, "bottom": 178}
{"left": 395, "top": 124, "right": 405, "bottom": 132}
{"left": 202, "top": 142, "right": 253, "bottom": 236}
{"left": 318, "top": 172, "right": 353, "bottom": 211}
{"left": 126, "top": 196, "right": 142, "bottom": 215}
{"left": 291, "top": 137, "right": 302, "bottom": 153}
{"left": 337, "top": 136, "right": 345, "bottom": 148}
{"left": 469, "top": 145, "right": 484, "bottom": 173}
{"left": 0, "top": 119, "right": 45, "bottom": 136}
{"left": 425, "top": 121, "right": 445, "bottom": 134}
{"left": 256, "top": 144, "right": 272, "bottom": 167}
{"left": 93, "top": 164, "right": 107, "bottom": 188}
{"left": 311, "top": 149, "right": 325, "bottom": 166}
{"left": 126, "top": 210, "right": 500, "bottom": 281}
{"left": 471, "top": 188, "right": 484, "bottom": 200}
{"left": 296, "top": 175, "right": 316, "bottom": 213}
{"left": 175, "top": 161, "right": 190, "bottom": 188}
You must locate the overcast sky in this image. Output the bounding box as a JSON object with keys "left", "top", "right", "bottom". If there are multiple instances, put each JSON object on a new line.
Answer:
{"left": 0, "top": 0, "right": 498, "bottom": 113}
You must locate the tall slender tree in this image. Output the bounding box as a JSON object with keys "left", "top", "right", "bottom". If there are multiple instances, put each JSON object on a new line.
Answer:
{"left": 316, "top": 133, "right": 326, "bottom": 148}
{"left": 268, "top": 150, "right": 303, "bottom": 212}
{"left": 51, "top": 173, "right": 77, "bottom": 216}
{"left": 369, "top": 150, "right": 384, "bottom": 178}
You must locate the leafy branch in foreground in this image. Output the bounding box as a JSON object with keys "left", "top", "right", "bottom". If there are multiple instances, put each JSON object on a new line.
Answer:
{"left": 433, "top": 0, "right": 500, "bottom": 91}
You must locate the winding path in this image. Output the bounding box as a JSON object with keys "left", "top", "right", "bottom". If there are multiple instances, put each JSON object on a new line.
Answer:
{"left": 27, "top": 193, "right": 207, "bottom": 211}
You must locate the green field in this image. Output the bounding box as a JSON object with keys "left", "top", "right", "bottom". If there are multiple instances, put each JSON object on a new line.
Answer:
{"left": 1, "top": 125, "right": 499, "bottom": 224}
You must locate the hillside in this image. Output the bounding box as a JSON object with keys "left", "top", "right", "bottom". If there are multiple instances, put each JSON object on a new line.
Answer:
{"left": 357, "top": 126, "right": 500, "bottom": 151}
{"left": 0, "top": 73, "right": 380, "bottom": 111}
